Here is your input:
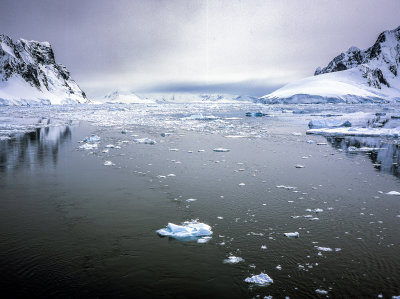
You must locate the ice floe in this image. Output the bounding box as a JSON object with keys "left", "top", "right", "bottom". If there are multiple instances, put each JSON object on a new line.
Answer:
{"left": 386, "top": 191, "right": 400, "bottom": 196}
{"left": 223, "top": 256, "right": 244, "bottom": 264}
{"left": 79, "top": 143, "right": 98, "bottom": 150}
{"left": 315, "top": 289, "right": 328, "bottom": 295}
{"left": 244, "top": 273, "right": 273, "bottom": 286}
{"left": 284, "top": 232, "right": 299, "bottom": 238}
{"left": 133, "top": 138, "right": 156, "bottom": 144}
{"left": 156, "top": 220, "right": 212, "bottom": 240}
{"left": 213, "top": 148, "right": 230, "bottom": 152}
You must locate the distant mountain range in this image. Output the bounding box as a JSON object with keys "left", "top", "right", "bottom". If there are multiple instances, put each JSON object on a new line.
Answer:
{"left": 0, "top": 34, "right": 88, "bottom": 105}
{"left": 100, "top": 90, "right": 257, "bottom": 104}
{"left": 259, "top": 26, "right": 400, "bottom": 104}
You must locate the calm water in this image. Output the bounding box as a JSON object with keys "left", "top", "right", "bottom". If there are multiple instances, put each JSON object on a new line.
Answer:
{"left": 0, "top": 109, "right": 399, "bottom": 298}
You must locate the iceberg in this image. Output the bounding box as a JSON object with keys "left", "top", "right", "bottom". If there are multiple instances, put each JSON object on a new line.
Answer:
{"left": 244, "top": 273, "right": 273, "bottom": 286}
{"left": 156, "top": 220, "right": 213, "bottom": 241}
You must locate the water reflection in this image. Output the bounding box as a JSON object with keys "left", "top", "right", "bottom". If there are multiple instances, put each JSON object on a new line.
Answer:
{"left": 326, "top": 136, "right": 400, "bottom": 178}
{"left": 0, "top": 126, "right": 72, "bottom": 172}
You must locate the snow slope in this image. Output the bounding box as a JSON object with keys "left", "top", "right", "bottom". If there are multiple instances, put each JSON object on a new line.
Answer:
{"left": 0, "top": 34, "right": 88, "bottom": 106}
{"left": 259, "top": 26, "right": 400, "bottom": 104}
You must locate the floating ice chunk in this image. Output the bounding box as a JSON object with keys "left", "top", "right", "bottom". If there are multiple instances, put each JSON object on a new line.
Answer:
{"left": 105, "top": 144, "right": 115, "bottom": 148}
{"left": 217, "top": 216, "right": 224, "bottom": 220}
{"left": 223, "top": 256, "right": 244, "bottom": 264}
{"left": 104, "top": 160, "right": 115, "bottom": 166}
{"left": 276, "top": 185, "right": 296, "bottom": 190}
{"left": 313, "top": 208, "right": 323, "bottom": 213}
{"left": 386, "top": 191, "right": 400, "bottom": 196}
{"left": 169, "top": 148, "right": 179, "bottom": 152}
{"left": 186, "top": 198, "right": 197, "bottom": 202}
{"left": 317, "top": 142, "right": 328, "bottom": 145}
{"left": 213, "top": 148, "right": 230, "bottom": 152}
{"left": 198, "top": 149, "right": 205, "bottom": 152}
{"left": 307, "top": 127, "right": 400, "bottom": 137}
{"left": 156, "top": 220, "right": 212, "bottom": 240}
{"left": 79, "top": 143, "right": 98, "bottom": 150}
{"left": 160, "top": 132, "right": 172, "bottom": 137}
{"left": 276, "top": 265, "right": 282, "bottom": 270}
{"left": 292, "top": 132, "right": 302, "bottom": 136}
{"left": 315, "top": 289, "right": 328, "bottom": 295}
{"left": 197, "top": 236, "right": 212, "bottom": 243}
{"left": 167, "top": 174, "right": 176, "bottom": 177}
{"left": 308, "top": 119, "right": 351, "bottom": 129}
{"left": 295, "top": 164, "right": 305, "bottom": 168}
{"left": 224, "top": 135, "right": 249, "bottom": 138}
{"left": 307, "top": 140, "right": 314, "bottom": 144}
{"left": 184, "top": 114, "right": 219, "bottom": 120}
{"left": 83, "top": 135, "right": 101, "bottom": 144}
{"left": 261, "top": 245, "right": 267, "bottom": 250}
{"left": 121, "top": 129, "right": 127, "bottom": 134}
{"left": 238, "top": 182, "right": 246, "bottom": 186}
{"left": 392, "top": 296, "right": 400, "bottom": 299}
{"left": 316, "top": 247, "right": 333, "bottom": 252}
{"left": 133, "top": 138, "right": 156, "bottom": 144}
{"left": 244, "top": 273, "right": 273, "bottom": 286}
{"left": 102, "top": 149, "right": 109, "bottom": 153}
{"left": 284, "top": 232, "right": 299, "bottom": 238}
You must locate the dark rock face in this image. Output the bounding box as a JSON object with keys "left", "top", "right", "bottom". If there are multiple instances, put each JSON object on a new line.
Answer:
{"left": 0, "top": 34, "right": 87, "bottom": 103}
{"left": 314, "top": 26, "right": 400, "bottom": 90}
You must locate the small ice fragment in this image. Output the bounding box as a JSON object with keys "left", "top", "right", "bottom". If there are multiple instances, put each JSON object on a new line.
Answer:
{"left": 79, "top": 143, "right": 98, "bottom": 150}
{"left": 169, "top": 148, "right": 179, "bottom": 152}
{"left": 197, "top": 236, "right": 212, "bottom": 243}
{"left": 186, "top": 198, "right": 197, "bottom": 202}
{"left": 213, "top": 148, "right": 230, "bottom": 152}
{"left": 133, "top": 138, "right": 156, "bottom": 144}
{"left": 315, "top": 289, "right": 328, "bottom": 295}
{"left": 313, "top": 208, "right": 324, "bottom": 213}
{"left": 156, "top": 220, "right": 212, "bottom": 240}
{"left": 238, "top": 182, "right": 246, "bottom": 186}
{"left": 276, "top": 265, "right": 282, "bottom": 270}
{"left": 105, "top": 144, "right": 115, "bottom": 148}
{"left": 121, "top": 129, "right": 127, "bottom": 134}
{"left": 307, "top": 140, "right": 314, "bottom": 144}
{"left": 83, "top": 135, "right": 101, "bottom": 144}
{"left": 217, "top": 216, "right": 224, "bottom": 220}
{"left": 316, "top": 247, "right": 333, "bottom": 252}
{"left": 261, "top": 245, "right": 267, "bottom": 250}
{"left": 102, "top": 149, "right": 109, "bottom": 153}
{"left": 386, "top": 191, "right": 400, "bottom": 196}
{"left": 160, "top": 132, "right": 171, "bottom": 137}
{"left": 244, "top": 273, "right": 273, "bottom": 285}
{"left": 292, "top": 132, "right": 302, "bottom": 136}
{"left": 104, "top": 161, "right": 115, "bottom": 166}
{"left": 317, "top": 142, "right": 328, "bottom": 145}
{"left": 223, "top": 256, "right": 244, "bottom": 264}
{"left": 335, "top": 248, "right": 342, "bottom": 252}
{"left": 198, "top": 149, "right": 205, "bottom": 152}
{"left": 295, "top": 165, "right": 305, "bottom": 168}
{"left": 167, "top": 174, "right": 176, "bottom": 177}
{"left": 284, "top": 232, "right": 299, "bottom": 238}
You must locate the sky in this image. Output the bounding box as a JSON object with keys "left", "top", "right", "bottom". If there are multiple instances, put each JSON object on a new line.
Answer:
{"left": 0, "top": 0, "right": 399, "bottom": 98}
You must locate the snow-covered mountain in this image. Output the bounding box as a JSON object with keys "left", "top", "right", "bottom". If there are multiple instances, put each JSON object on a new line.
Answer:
{"left": 0, "top": 34, "right": 88, "bottom": 106}
{"left": 101, "top": 91, "right": 257, "bottom": 104}
{"left": 259, "top": 26, "right": 400, "bottom": 104}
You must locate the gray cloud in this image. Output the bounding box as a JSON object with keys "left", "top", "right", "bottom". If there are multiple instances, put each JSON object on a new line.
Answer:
{"left": 0, "top": 0, "right": 399, "bottom": 98}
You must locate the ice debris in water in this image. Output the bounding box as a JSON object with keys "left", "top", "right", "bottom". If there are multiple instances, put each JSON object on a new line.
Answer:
{"left": 223, "top": 256, "right": 244, "bottom": 264}
{"left": 183, "top": 114, "right": 219, "bottom": 120}
{"left": 79, "top": 143, "right": 98, "bottom": 150}
{"left": 316, "top": 247, "right": 333, "bottom": 252}
{"left": 121, "top": 129, "right": 127, "bottom": 134}
{"left": 308, "top": 119, "right": 351, "bottom": 129}
{"left": 244, "top": 273, "right": 273, "bottom": 286}
{"left": 197, "top": 236, "right": 212, "bottom": 244}
{"left": 213, "top": 148, "right": 230, "bottom": 152}
{"left": 315, "top": 289, "right": 328, "bottom": 295}
{"left": 104, "top": 161, "right": 115, "bottom": 166}
{"left": 186, "top": 198, "right": 197, "bottom": 202}
{"left": 133, "top": 138, "right": 156, "bottom": 144}
{"left": 386, "top": 191, "right": 400, "bottom": 196}
{"left": 83, "top": 135, "right": 101, "bottom": 144}
{"left": 295, "top": 164, "right": 305, "bottom": 168}
{"left": 238, "top": 182, "right": 246, "bottom": 186}
{"left": 284, "top": 232, "right": 299, "bottom": 238}
{"left": 292, "top": 132, "right": 302, "bottom": 136}
{"left": 160, "top": 132, "right": 172, "bottom": 137}
{"left": 156, "top": 220, "right": 212, "bottom": 240}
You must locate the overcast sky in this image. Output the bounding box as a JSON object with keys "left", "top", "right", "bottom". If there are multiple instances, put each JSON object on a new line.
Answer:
{"left": 1, "top": 0, "right": 399, "bottom": 98}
